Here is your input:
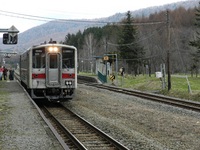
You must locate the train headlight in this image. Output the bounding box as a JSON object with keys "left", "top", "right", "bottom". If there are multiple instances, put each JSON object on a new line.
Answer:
{"left": 48, "top": 47, "right": 58, "bottom": 52}
{"left": 65, "top": 80, "right": 72, "bottom": 86}
{"left": 53, "top": 47, "right": 58, "bottom": 52}
{"left": 69, "top": 81, "right": 72, "bottom": 85}
{"left": 49, "top": 47, "right": 53, "bottom": 52}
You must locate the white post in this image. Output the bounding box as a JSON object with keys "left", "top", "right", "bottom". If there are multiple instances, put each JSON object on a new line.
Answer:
{"left": 186, "top": 76, "right": 192, "bottom": 94}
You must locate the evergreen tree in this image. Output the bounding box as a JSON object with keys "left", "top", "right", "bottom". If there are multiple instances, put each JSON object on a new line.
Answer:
{"left": 189, "top": 3, "right": 200, "bottom": 77}
{"left": 118, "top": 11, "right": 145, "bottom": 75}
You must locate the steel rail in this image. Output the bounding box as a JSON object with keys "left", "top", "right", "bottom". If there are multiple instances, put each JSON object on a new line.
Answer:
{"left": 42, "top": 105, "right": 87, "bottom": 150}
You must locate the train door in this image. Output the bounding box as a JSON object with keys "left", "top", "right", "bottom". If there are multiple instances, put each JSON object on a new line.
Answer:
{"left": 46, "top": 53, "right": 61, "bottom": 87}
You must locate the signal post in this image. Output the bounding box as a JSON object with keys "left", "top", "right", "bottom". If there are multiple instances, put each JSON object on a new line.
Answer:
{"left": 0, "top": 25, "right": 19, "bottom": 65}
{"left": 0, "top": 25, "right": 19, "bottom": 44}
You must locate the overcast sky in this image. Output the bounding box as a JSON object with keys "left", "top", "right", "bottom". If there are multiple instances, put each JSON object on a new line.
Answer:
{"left": 0, "top": 0, "right": 192, "bottom": 33}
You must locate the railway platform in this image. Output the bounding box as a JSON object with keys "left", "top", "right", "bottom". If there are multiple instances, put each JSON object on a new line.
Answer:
{"left": 0, "top": 80, "right": 64, "bottom": 150}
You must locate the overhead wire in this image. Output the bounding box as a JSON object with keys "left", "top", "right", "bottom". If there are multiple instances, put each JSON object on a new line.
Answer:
{"left": 0, "top": 9, "right": 167, "bottom": 25}
{"left": 111, "top": 21, "right": 166, "bottom": 26}
{"left": 0, "top": 12, "right": 49, "bottom": 22}
{"left": 0, "top": 9, "right": 112, "bottom": 24}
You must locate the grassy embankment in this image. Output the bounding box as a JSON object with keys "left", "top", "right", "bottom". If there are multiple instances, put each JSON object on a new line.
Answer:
{"left": 79, "top": 72, "right": 200, "bottom": 102}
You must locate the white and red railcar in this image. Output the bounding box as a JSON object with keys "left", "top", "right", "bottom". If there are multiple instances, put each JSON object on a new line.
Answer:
{"left": 20, "top": 42, "right": 77, "bottom": 101}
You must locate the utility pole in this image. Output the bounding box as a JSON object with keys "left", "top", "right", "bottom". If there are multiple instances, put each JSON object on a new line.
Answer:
{"left": 167, "top": 10, "right": 171, "bottom": 91}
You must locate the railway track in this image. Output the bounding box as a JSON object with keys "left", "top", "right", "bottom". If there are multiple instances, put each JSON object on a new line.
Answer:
{"left": 79, "top": 80, "right": 200, "bottom": 112}
{"left": 39, "top": 102, "right": 129, "bottom": 150}
{"left": 14, "top": 73, "right": 128, "bottom": 149}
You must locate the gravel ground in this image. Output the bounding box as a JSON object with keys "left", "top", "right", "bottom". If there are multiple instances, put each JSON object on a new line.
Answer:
{"left": 63, "top": 84, "right": 200, "bottom": 150}
{"left": 0, "top": 81, "right": 63, "bottom": 150}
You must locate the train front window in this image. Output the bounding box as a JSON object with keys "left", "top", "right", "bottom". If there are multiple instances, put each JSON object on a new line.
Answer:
{"left": 62, "top": 48, "right": 75, "bottom": 69}
{"left": 50, "top": 54, "right": 58, "bottom": 68}
{"left": 32, "top": 48, "right": 45, "bottom": 68}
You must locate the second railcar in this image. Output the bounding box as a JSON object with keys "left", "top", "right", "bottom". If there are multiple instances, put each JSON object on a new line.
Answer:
{"left": 20, "top": 42, "right": 77, "bottom": 101}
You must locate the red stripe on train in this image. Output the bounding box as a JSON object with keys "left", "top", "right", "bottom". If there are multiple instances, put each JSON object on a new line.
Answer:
{"left": 62, "top": 73, "right": 75, "bottom": 78}
{"left": 32, "top": 73, "right": 75, "bottom": 79}
{"left": 32, "top": 74, "right": 46, "bottom": 79}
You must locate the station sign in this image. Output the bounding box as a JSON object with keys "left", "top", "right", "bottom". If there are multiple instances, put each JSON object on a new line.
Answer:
{"left": 103, "top": 56, "right": 109, "bottom": 61}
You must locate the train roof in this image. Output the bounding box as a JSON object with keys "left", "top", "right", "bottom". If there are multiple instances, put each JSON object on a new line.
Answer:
{"left": 21, "top": 43, "right": 77, "bottom": 56}
{"left": 32, "top": 43, "right": 76, "bottom": 49}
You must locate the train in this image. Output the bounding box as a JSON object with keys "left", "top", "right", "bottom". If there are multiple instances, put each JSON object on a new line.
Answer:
{"left": 19, "top": 41, "right": 77, "bottom": 102}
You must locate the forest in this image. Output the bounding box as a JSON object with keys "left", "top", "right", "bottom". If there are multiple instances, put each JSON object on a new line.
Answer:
{"left": 64, "top": 6, "right": 200, "bottom": 77}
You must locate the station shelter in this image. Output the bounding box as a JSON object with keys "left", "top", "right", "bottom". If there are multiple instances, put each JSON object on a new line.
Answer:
{"left": 93, "top": 56, "right": 112, "bottom": 83}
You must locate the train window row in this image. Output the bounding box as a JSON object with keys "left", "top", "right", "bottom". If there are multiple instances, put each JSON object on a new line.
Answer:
{"left": 32, "top": 47, "right": 75, "bottom": 69}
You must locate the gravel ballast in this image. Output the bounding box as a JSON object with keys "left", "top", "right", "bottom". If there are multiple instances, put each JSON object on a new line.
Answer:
{"left": 1, "top": 80, "right": 200, "bottom": 150}
{"left": 64, "top": 84, "right": 200, "bottom": 150}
